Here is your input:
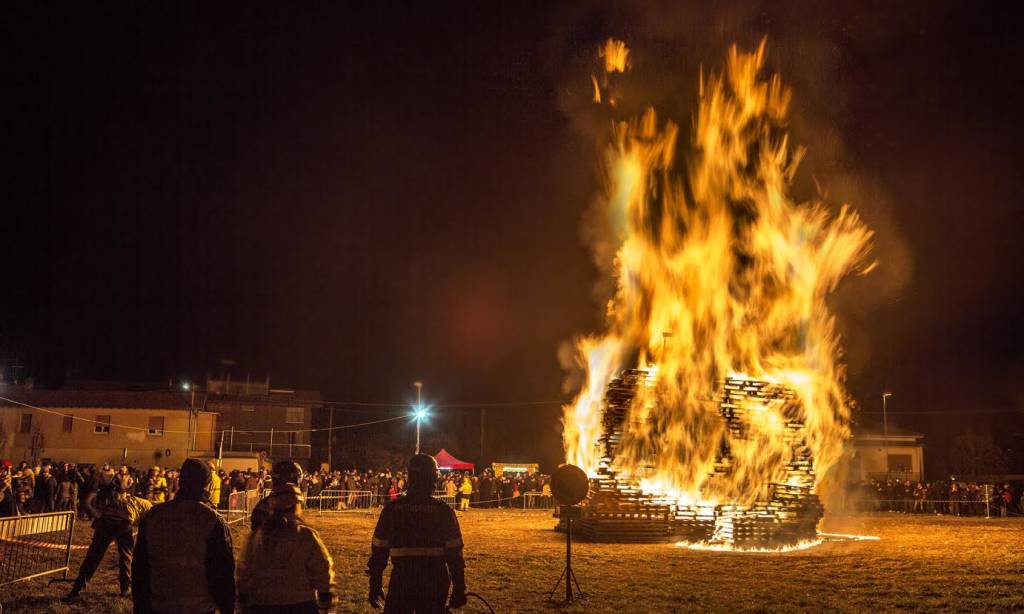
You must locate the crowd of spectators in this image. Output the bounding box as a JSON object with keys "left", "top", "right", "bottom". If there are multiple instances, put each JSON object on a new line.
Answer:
{"left": 0, "top": 459, "right": 553, "bottom": 517}
{"left": 7, "top": 459, "right": 1024, "bottom": 521}
{"left": 297, "top": 467, "right": 553, "bottom": 509}
{"left": 851, "top": 478, "right": 1022, "bottom": 517}
{"left": 0, "top": 460, "right": 186, "bottom": 518}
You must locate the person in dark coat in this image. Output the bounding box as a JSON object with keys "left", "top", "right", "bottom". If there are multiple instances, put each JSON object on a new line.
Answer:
{"left": 478, "top": 474, "right": 493, "bottom": 509}
{"left": 35, "top": 465, "right": 58, "bottom": 513}
{"left": 131, "top": 458, "right": 235, "bottom": 614}
{"left": 368, "top": 454, "right": 467, "bottom": 613}
{"left": 0, "top": 463, "right": 17, "bottom": 517}
{"left": 500, "top": 478, "right": 514, "bottom": 508}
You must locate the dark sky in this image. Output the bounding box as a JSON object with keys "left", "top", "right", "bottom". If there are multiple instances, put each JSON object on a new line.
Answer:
{"left": 7, "top": 2, "right": 1022, "bottom": 465}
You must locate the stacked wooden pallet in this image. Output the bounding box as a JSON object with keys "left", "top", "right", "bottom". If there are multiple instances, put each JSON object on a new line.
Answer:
{"left": 556, "top": 369, "right": 674, "bottom": 542}
{"left": 708, "top": 377, "right": 824, "bottom": 547}
{"left": 557, "top": 466, "right": 674, "bottom": 543}
{"left": 672, "top": 505, "right": 717, "bottom": 542}
{"left": 560, "top": 370, "right": 824, "bottom": 548}
{"left": 597, "top": 369, "right": 654, "bottom": 469}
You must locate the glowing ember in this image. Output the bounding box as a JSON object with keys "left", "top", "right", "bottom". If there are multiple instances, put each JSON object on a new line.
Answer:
{"left": 677, "top": 539, "right": 823, "bottom": 553}
{"left": 818, "top": 532, "right": 881, "bottom": 542}
{"left": 676, "top": 532, "right": 879, "bottom": 553}
{"left": 563, "top": 39, "right": 875, "bottom": 548}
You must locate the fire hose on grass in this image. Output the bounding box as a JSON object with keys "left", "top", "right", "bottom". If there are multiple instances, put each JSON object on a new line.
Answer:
{"left": 448, "top": 592, "right": 496, "bottom": 614}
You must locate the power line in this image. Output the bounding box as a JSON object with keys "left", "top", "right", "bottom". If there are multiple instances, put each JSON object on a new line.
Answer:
{"left": 320, "top": 399, "right": 565, "bottom": 409}
{"left": 859, "top": 409, "right": 1021, "bottom": 415}
{"left": 0, "top": 395, "right": 413, "bottom": 436}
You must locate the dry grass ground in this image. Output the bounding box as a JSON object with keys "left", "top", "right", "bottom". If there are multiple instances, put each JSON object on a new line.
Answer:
{"left": 3, "top": 510, "right": 1022, "bottom": 613}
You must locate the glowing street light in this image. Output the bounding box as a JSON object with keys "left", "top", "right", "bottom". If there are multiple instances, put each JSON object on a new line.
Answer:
{"left": 414, "top": 381, "right": 424, "bottom": 455}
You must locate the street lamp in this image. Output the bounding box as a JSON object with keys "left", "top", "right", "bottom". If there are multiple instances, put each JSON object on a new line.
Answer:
{"left": 413, "top": 381, "right": 424, "bottom": 455}
{"left": 882, "top": 392, "right": 893, "bottom": 478}
{"left": 182, "top": 382, "right": 196, "bottom": 453}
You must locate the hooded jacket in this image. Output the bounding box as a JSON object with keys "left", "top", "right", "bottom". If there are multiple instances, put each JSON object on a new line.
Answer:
{"left": 237, "top": 519, "right": 334, "bottom": 606}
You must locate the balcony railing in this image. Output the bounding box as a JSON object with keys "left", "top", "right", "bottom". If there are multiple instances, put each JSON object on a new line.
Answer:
{"left": 221, "top": 440, "right": 311, "bottom": 459}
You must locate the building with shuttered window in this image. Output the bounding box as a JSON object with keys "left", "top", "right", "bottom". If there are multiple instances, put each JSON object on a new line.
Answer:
{"left": 202, "top": 376, "right": 320, "bottom": 460}
{"left": 0, "top": 386, "right": 216, "bottom": 467}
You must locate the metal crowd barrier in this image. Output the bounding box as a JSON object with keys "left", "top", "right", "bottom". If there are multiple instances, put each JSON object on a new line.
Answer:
{"left": 433, "top": 493, "right": 457, "bottom": 508}
{"left": 279, "top": 487, "right": 556, "bottom": 512}
{"left": 308, "top": 490, "right": 376, "bottom": 512}
{"left": 841, "top": 497, "right": 1024, "bottom": 518}
{"left": 519, "top": 492, "right": 554, "bottom": 509}
{"left": 0, "top": 511, "right": 76, "bottom": 588}
{"left": 224, "top": 489, "right": 262, "bottom": 526}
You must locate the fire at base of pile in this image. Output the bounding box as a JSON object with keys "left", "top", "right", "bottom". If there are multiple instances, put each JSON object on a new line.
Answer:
{"left": 558, "top": 372, "right": 823, "bottom": 549}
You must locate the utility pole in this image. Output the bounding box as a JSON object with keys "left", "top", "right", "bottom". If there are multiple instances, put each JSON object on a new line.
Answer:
{"left": 882, "top": 392, "right": 893, "bottom": 478}
{"left": 480, "top": 407, "right": 486, "bottom": 468}
{"left": 327, "top": 407, "right": 334, "bottom": 470}
{"left": 183, "top": 382, "right": 196, "bottom": 455}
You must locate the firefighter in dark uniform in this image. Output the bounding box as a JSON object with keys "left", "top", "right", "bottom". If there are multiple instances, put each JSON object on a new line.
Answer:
{"left": 251, "top": 460, "right": 303, "bottom": 532}
{"left": 368, "top": 454, "right": 467, "bottom": 613}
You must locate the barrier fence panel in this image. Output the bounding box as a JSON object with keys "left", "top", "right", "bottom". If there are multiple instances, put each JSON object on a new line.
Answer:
{"left": 310, "top": 490, "right": 375, "bottom": 512}
{"left": 0, "top": 511, "right": 76, "bottom": 588}
{"left": 225, "top": 489, "right": 262, "bottom": 525}
{"left": 520, "top": 493, "right": 554, "bottom": 509}
{"left": 840, "top": 496, "right": 1017, "bottom": 517}
{"left": 433, "top": 492, "right": 457, "bottom": 508}
{"left": 295, "top": 489, "right": 555, "bottom": 511}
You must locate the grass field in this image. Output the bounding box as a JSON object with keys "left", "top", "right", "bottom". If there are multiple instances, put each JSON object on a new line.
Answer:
{"left": 3, "top": 510, "right": 1022, "bottom": 613}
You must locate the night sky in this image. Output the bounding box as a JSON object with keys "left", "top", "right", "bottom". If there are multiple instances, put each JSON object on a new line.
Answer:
{"left": 7, "top": 2, "right": 1022, "bottom": 467}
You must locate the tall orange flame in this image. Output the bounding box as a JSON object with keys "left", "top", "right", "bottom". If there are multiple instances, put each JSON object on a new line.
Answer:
{"left": 564, "top": 40, "right": 874, "bottom": 509}
{"left": 599, "top": 38, "right": 630, "bottom": 73}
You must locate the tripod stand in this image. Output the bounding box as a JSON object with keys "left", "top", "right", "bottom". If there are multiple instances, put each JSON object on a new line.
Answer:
{"left": 548, "top": 509, "right": 585, "bottom": 603}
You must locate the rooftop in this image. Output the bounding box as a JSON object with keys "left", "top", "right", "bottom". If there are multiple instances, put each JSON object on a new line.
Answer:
{"left": 0, "top": 386, "right": 190, "bottom": 410}
{"left": 852, "top": 420, "right": 925, "bottom": 439}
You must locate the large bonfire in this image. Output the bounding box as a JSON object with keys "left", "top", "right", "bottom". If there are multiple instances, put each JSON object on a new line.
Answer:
{"left": 562, "top": 39, "right": 874, "bottom": 544}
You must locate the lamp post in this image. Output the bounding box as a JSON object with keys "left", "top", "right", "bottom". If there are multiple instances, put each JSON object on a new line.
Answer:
{"left": 182, "top": 382, "right": 195, "bottom": 454}
{"left": 882, "top": 392, "right": 893, "bottom": 478}
{"left": 327, "top": 406, "right": 334, "bottom": 470}
{"left": 414, "top": 381, "right": 424, "bottom": 455}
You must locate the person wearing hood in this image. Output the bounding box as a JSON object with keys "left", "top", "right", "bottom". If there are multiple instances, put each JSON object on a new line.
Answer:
{"left": 131, "top": 458, "right": 235, "bottom": 614}
{"left": 237, "top": 482, "right": 334, "bottom": 613}
{"left": 250, "top": 460, "right": 303, "bottom": 533}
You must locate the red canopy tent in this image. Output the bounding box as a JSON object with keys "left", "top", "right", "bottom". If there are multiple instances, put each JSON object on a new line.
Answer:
{"left": 434, "top": 448, "right": 474, "bottom": 472}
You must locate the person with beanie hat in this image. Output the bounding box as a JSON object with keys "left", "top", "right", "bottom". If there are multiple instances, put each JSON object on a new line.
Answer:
{"left": 237, "top": 482, "right": 335, "bottom": 613}
{"left": 131, "top": 458, "right": 235, "bottom": 614}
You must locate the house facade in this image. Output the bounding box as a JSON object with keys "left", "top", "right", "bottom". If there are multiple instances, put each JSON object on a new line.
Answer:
{"left": 0, "top": 387, "right": 216, "bottom": 468}
{"left": 202, "top": 376, "right": 320, "bottom": 460}
{"left": 850, "top": 423, "right": 926, "bottom": 482}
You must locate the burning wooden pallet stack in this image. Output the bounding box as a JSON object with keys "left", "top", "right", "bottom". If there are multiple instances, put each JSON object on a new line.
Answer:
{"left": 563, "top": 371, "right": 823, "bottom": 548}
{"left": 558, "top": 370, "right": 674, "bottom": 542}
